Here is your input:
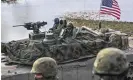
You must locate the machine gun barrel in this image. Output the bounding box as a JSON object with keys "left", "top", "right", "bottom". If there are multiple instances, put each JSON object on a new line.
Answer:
{"left": 13, "top": 21, "right": 47, "bottom": 32}
{"left": 13, "top": 25, "right": 25, "bottom": 27}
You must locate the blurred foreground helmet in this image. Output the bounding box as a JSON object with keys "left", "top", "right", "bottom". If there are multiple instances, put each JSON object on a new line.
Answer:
{"left": 54, "top": 18, "right": 59, "bottom": 24}
{"left": 93, "top": 48, "right": 129, "bottom": 75}
{"left": 31, "top": 57, "right": 57, "bottom": 77}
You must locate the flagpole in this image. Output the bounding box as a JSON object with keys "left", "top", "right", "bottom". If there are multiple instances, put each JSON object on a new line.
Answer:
{"left": 98, "top": 0, "right": 103, "bottom": 29}
{"left": 83, "top": 0, "right": 85, "bottom": 19}
{"left": 84, "top": 0, "right": 85, "bottom": 12}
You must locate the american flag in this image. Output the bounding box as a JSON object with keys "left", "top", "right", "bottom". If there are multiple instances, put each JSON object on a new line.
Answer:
{"left": 100, "top": 0, "right": 121, "bottom": 20}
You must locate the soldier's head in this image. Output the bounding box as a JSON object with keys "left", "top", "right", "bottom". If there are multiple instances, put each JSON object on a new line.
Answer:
{"left": 31, "top": 57, "right": 58, "bottom": 80}
{"left": 93, "top": 48, "right": 129, "bottom": 80}
{"left": 62, "top": 20, "right": 67, "bottom": 28}
{"left": 60, "top": 20, "right": 63, "bottom": 25}
{"left": 63, "top": 20, "right": 67, "bottom": 25}
{"left": 67, "top": 23, "right": 74, "bottom": 29}
{"left": 54, "top": 18, "right": 59, "bottom": 24}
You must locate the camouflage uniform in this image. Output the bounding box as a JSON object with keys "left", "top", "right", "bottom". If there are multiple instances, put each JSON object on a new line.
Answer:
{"left": 55, "top": 20, "right": 67, "bottom": 36}
{"left": 54, "top": 20, "right": 64, "bottom": 36}
{"left": 93, "top": 48, "right": 129, "bottom": 80}
{"left": 31, "top": 57, "right": 58, "bottom": 80}
{"left": 62, "top": 20, "right": 67, "bottom": 29}
{"left": 109, "top": 33, "right": 122, "bottom": 48}
{"left": 62, "top": 23, "right": 74, "bottom": 39}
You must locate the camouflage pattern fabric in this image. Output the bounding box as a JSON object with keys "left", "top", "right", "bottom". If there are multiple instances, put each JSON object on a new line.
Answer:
{"left": 31, "top": 57, "right": 57, "bottom": 76}
{"left": 53, "top": 20, "right": 67, "bottom": 37}
{"left": 53, "top": 20, "right": 64, "bottom": 37}
{"left": 31, "top": 57, "right": 58, "bottom": 80}
{"left": 61, "top": 23, "right": 74, "bottom": 39}
{"left": 1, "top": 24, "right": 129, "bottom": 65}
{"left": 93, "top": 48, "right": 129, "bottom": 75}
{"left": 109, "top": 33, "right": 122, "bottom": 48}
{"left": 5, "top": 40, "right": 43, "bottom": 64}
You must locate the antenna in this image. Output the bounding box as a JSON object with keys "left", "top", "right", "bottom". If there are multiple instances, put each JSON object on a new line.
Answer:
{"left": 84, "top": 0, "right": 85, "bottom": 12}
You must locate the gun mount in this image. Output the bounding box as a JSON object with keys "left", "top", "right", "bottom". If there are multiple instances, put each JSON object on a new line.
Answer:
{"left": 13, "top": 21, "right": 47, "bottom": 33}
{"left": 13, "top": 21, "right": 47, "bottom": 40}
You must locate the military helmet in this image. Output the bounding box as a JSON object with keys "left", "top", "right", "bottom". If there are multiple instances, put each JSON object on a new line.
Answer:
{"left": 60, "top": 20, "right": 63, "bottom": 24}
{"left": 67, "top": 23, "right": 74, "bottom": 28}
{"left": 31, "top": 57, "right": 57, "bottom": 77}
{"left": 63, "top": 20, "right": 67, "bottom": 25}
{"left": 62, "top": 20, "right": 67, "bottom": 28}
{"left": 93, "top": 48, "right": 129, "bottom": 75}
{"left": 54, "top": 18, "right": 59, "bottom": 24}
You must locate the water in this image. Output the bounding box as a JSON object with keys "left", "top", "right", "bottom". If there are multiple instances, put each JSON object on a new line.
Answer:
{"left": 1, "top": 0, "right": 133, "bottom": 42}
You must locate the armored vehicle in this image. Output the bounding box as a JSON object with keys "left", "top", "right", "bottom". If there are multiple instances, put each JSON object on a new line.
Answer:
{"left": 1, "top": 20, "right": 133, "bottom": 80}
{"left": 1, "top": 21, "right": 131, "bottom": 65}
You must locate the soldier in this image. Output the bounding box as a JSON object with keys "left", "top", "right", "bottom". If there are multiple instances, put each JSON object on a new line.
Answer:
{"left": 109, "top": 33, "right": 122, "bottom": 48}
{"left": 52, "top": 19, "right": 64, "bottom": 38}
{"left": 56, "top": 20, "right": 67, "bottom": 34}
{"left": 31, "top": 57, "right": 58, "bottom": 80}
{"left": 93, "top": 48, "right": 129, "bottom": 80}
{"left": 58, "top": 20, "right": 67, "bottom": 34}
{"left": 59, "top": 20, "right": 63, "bottom": 26}
{"left": 50, "top": 18, "right": 60, "bottom": 31}
{"left": 56, "top": 20, "right": 64, "bottom": 34}
{"left": 62, "top": 23, "right": 74, "bottom": 39}
{"left": 62, "top": 20, "right": 67, "bottom": 28}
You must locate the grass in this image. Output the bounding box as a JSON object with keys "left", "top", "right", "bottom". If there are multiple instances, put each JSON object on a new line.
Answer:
{"left": 66, "top": 18, "right": 133, "bottom": 36}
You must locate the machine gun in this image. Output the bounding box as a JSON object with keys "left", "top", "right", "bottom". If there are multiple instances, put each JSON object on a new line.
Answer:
{"left": 13, "top": 21, "right": 47, "bottom": 34}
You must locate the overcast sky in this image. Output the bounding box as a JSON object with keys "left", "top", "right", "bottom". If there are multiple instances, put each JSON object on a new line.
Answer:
{"left": 25, "top": 0, "right": 133, "bottom": 21}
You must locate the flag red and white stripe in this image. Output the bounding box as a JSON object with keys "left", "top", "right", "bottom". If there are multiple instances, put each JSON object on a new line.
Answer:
{"left": 100, "top": 0, "right": 121, "bottom": 20}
